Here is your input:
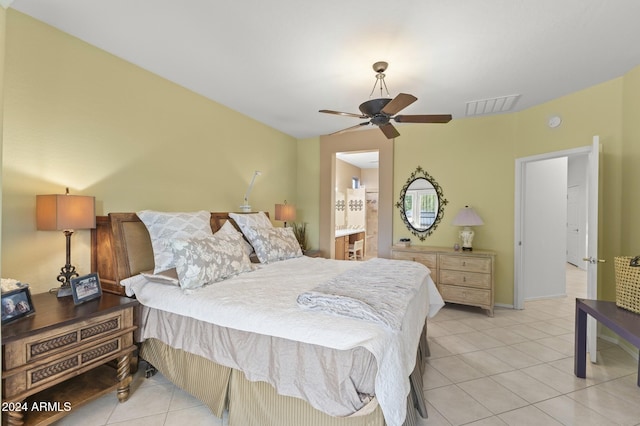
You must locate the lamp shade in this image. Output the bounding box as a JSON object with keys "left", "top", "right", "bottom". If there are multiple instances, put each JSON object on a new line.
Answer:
{"left": 36, "top": 194, "right": 96, "bottom": 230}
{"left": 275, "top": 203, "right": 296, "bottom": 222}
{"left": 451, "top": 206, "right": 484, "bottom": 227}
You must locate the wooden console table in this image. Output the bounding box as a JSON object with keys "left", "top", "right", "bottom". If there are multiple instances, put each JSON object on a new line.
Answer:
{"left": 2, "top": 292, "right": 138, "bottom": 425}
{"left": 574, "top": 298, "right": 640, "bottom": 387}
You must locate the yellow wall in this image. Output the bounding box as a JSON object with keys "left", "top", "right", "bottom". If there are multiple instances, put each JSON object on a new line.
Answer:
{"left": 1, "top": 7, "right": 6, "bottom": 278}
{"left": 392, "top": 115, "right": 516, "bottom": 302}
{"left": 295, "top": 136, "right": 320, "bottom": 250}
{"left": 2, "top": 11, "right": 297, "bottom": 294}
{"left": 621, "top": 66, "right": 640, "bottom": 256}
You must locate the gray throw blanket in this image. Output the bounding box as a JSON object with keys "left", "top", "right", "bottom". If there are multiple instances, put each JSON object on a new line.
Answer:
{"left": 296, "top": 258, "right": 428, "bottom": 330}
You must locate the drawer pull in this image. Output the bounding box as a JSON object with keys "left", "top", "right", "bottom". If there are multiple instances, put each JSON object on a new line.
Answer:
{"left": 462, "top": 261, "right": 466, "bottom": 266}
{"left": 463, "top": 276, "right": 466, "bottom": 282}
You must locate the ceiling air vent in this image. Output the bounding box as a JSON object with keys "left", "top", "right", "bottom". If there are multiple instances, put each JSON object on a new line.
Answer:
{"left": 465, "top": 94, "right": 521, "bottom": 116}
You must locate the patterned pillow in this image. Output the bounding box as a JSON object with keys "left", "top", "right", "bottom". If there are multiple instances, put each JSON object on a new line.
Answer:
{"left": 216, "top": 220, "right": 253, "bottom": 258}
{"left": 228, "top": 212, "right": 272, "bottom": 235}
{"left": 137, "top": 210, "right": 213, "bottom": 274}
{"left": 170, "top": 231, "right": 253, "bottom": 290}
{"left": 242, "top": 226, "right": 302, "bottom": 263}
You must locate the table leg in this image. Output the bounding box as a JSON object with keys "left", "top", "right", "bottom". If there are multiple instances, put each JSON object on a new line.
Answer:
{"left": 116, "top": 352, "right": 133, "bottom": 402}
{"left": 5, "top": 406, "right": 24, "bottom": 426}
{"left": 574, "top": 304, "right": 587, "bottom": 379}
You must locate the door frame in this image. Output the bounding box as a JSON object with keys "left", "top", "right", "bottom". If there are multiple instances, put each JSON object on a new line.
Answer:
{"left": 514, "top": 144, "right": 595, "bottom": 309}
{"left": 319, "top": 129, "right": 393, "bottom": 259}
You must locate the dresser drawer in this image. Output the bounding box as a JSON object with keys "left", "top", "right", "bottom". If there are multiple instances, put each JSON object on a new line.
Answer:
{"left": 391, "top": 251, "right": 437, "bottom": 269}
{"left": 439, "top": 284, "right": 491, "bottom": 306}
{"left": 440, "top": 270, "right": 491, "bottom": 289}
{"left": 439, "top": 255, "right": 491, "bottom": 274}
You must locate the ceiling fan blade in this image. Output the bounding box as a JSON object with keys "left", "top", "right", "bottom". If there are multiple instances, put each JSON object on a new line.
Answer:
{"left": 379, "top": 123, "right": 400, "bottom": 139}
{"left": 394, "top": 114, "right": 452, "bottom": 123}
{"left": 329, "top": 121, "right": 371, "bottom": 136}
{"left": 381, "top": 93, "right": 417, "bottom": 116}
{"left": 319, "top": 109, "right": 368, "bottom": 119}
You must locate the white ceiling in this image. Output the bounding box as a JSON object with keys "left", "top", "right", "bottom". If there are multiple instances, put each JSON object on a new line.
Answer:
{"left": 9, "top": 1, "right": 640, "bottom": 139}
{"left": 337, "top": 151, "right": 379, "bottom": 170}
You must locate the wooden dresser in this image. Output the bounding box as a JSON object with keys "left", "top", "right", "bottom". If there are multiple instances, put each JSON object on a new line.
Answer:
{"left": 391, "top": 245, "right": 496, "bottom": 316}
{"left": 1, "top": 292, "right": 138, "bottom": 426}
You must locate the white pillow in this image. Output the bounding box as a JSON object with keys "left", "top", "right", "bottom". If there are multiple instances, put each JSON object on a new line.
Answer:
{"left": 170, "top": 231, "right": 253, "bottom": 289}
{"left": 137, "top": 210, "right": 213, "bottom": 274}
{"left": 242, "top": 226, "right": 302, "bottom": 263}
{"left": 216, "top": 220, "right": 253, "bottom": 258}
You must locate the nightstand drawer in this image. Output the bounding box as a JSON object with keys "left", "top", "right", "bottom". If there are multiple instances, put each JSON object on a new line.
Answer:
{"left": 391, "top": 251, "right": 437, "bottom": 269}
{"left": 29, "top": 312, "right": 124, "bottom": 362}
{"left": 440, "top": 270, "right": 491, "bottom": 289}
{"left": 439, "top": 285, "right": 491, "bottom": 306}
{"left": 5, "top": 335, "right": 131, "bottom": 394}
{"left": 439, "top": 255, "right": 491, "bottom": 273}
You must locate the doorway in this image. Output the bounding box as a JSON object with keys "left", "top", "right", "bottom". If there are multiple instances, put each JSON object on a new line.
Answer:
{"left": 514, "top": 142, "right": 598, "bottom": 309}
{"left": 319, "top": 129, "right": 393, "bottom": 260}
{"left": 335, "top": 151, "right": 379, "bottom": 259}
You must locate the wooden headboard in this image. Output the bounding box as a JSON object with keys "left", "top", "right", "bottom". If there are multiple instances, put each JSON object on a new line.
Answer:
{"left": 91, "top": 212, "right": 263, "bottom": 296}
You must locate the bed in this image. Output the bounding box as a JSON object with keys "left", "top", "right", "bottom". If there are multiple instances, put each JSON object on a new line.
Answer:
{"left": 90, "top": 211, "right": 444, "bottom": 426}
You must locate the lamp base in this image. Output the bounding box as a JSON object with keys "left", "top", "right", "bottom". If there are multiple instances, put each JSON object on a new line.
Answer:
{"left": 239, "top": 205, "right": 251, "bottom": 213}
{"left": 459, "top": 227, "right": 475, "bottom": 252}
{"left": 57, "top": 286, "right": 73, "bottom": 298}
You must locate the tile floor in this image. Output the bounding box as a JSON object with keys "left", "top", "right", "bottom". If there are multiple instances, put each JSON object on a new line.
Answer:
{"left": 56, "top": 264, "right": 639, "bottom": 425}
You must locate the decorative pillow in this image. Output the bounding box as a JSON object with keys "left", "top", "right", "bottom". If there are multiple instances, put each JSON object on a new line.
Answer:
{"left": 216, "top": 220, "right": 253, "bottom": 258}
{"left": 137, "top": 210, "right": 213, "bottom": 274}
{"left": 141, "top": 269, "right": 180, "bottom": 286}
{"left": 228, "top": 212, "right": 272, "bottom": 235}
{"left": 170, "top": 231, "right": 253, "bottom": 289}
{"left": 242, "top": 226, "right": 302, "bottom": 263}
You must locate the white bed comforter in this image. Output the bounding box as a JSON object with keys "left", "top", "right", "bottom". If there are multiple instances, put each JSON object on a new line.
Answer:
{"left": 122, "top": 256, "right": 444, "bottom": 426}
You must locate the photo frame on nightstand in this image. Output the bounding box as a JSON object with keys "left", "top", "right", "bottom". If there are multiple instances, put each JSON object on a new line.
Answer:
{"left": 2, "top": 286, "right": 36, "bottom": 324}
{"left": 70, "top": 273, "right": 102, "bottom": 305}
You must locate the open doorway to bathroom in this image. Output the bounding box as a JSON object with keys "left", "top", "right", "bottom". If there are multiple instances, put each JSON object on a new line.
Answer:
{"left": 335, "top": 151, "right": 379, "bottom": 259}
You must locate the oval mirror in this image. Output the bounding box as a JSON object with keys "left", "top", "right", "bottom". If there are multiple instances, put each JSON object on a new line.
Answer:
{"left": 396, "top": 166, "right": 447, "bottom": 240}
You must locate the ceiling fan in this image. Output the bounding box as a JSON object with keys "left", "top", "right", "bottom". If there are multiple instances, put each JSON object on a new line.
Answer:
{"left": 319, "top": 61, "right": 452, "bottom": 139}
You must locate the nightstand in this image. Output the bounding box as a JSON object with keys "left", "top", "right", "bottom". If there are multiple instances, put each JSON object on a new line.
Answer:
{"left": 303, "top": 249, "right": 324, "bottom": 258}
{"left": 2, "top": 292, "right": 138, "bottom": 426}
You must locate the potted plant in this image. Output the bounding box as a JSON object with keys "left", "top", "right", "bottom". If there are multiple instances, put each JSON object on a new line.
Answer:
{"left": 291, "top": 222, "right": 309, "bottom": 252}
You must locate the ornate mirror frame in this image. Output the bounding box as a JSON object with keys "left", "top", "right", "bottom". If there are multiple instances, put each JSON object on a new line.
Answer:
{"left": 395, "top": 166, "right": 448, "bottom": 241}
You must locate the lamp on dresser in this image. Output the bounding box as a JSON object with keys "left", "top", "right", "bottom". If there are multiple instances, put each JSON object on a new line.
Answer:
{"left": 36, "top": 188, "right": 96, "bottom": 297}
{"left": 451, "top": 205, "right": 483, "bottom": 251}
{"left": 275, "top": 200, "right": 296, "bottom": 227}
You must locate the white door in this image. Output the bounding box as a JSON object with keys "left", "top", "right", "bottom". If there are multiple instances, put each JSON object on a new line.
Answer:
{"left": 567, "top": 186, "right": 581, "bottom": 266}
{"left": 585, "top": 136, "right": 601, "bottom": 363}
{"left": 522, "top": 158, "right": 568, "bottom": 300}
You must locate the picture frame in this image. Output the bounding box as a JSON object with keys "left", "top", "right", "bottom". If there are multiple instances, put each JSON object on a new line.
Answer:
{"left": 2, "top": 286, "right": 36, "bottom": 324}
{"left": 70, "top": 273, "right": 103, "bottom": 305}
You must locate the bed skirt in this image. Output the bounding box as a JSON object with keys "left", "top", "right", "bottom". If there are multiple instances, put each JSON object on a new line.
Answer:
{"left": 139, "top": 337, "right": 426, "bottom": 426}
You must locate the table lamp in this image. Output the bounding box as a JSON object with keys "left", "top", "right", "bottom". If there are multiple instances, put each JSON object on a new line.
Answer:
{"left": 275, "top": 200, "right": 296, "bottom": 227}
{"left": 36, "top": 188, "right": 96, "bottom": 296}
{"left": 451, "top": 205, "right": 484, "bottom": 251}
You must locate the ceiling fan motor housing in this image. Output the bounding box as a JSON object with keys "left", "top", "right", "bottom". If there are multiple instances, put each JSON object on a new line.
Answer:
{"left": 359, "top": 98, "right": 391, "bottom": 116}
